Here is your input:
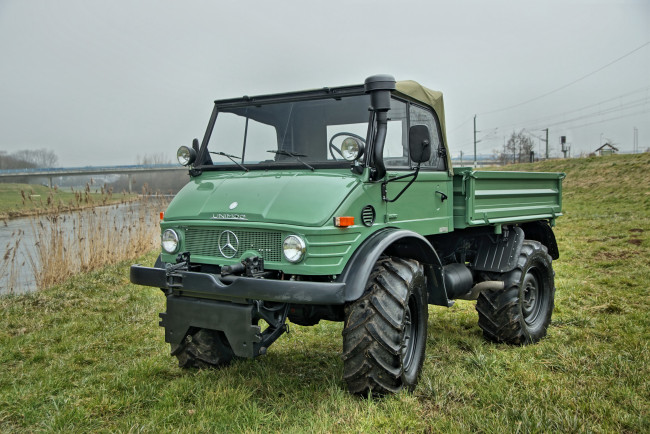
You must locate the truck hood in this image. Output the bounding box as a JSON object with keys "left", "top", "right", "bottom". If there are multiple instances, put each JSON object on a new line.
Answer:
{"left": 164, "top": 170, "right": 361, "bottom": 227}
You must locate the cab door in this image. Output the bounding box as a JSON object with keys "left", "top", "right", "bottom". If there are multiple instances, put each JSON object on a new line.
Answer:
{"left": 383, "top": 100, "right": 453, "bottom": 236}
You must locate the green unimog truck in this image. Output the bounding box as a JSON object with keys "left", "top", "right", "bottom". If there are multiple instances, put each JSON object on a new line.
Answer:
{"left": 131, "top": 75, "right": 564, "bottom": 395}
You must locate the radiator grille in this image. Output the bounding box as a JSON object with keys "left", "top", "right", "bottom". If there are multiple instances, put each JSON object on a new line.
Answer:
{"left": 184, "top": 227, "right": 282, "bottom": 262}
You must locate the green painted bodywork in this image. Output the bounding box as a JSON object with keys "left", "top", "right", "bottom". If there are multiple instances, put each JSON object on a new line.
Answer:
{"left": 159, "top": 80, "right": 564, "bottom": 277}
{"left": 161, "top": 166, "right": 563, "bottom": 276}
{"left": 163, "top": 170, "right": 361, "bottom": 227}
{"left": 452, "top": 168, "right": 564, "bottom": 228}
{"left": 161, "top": 168, "right": 379, "bottom": 275}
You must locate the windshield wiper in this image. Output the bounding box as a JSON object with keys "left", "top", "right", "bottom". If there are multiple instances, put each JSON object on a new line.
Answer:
{"left": 267, "top": 150, "right": 314, "bottom": 171}
{"left": 210, "top": 151, "right": 249, "bottom": 172}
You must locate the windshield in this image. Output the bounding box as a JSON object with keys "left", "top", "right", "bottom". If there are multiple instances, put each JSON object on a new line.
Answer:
{"left": 201, "top": 94, "right": 371, "bottom": 169}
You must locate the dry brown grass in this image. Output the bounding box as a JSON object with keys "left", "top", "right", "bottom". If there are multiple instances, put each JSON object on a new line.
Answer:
{"left": 0, "top": 230, "right": 24, "bottom": 292}
{"left": 27, "top": 193, "right": 167, "bottom": 289}
{"left": 1, "top": 184, "right": 167, "bottom": 292}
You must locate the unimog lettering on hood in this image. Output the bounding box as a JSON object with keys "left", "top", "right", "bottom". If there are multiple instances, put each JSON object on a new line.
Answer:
{"left": 131, "top": 75, "right": 564, "bottom": 395}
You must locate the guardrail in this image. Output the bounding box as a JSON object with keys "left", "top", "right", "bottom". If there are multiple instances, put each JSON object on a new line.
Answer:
{"left": 0, "top": 164, "right": 187, "bottom": 192}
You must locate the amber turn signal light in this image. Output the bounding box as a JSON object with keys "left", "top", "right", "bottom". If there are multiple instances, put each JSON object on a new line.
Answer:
{"left": 334, "top": 216, "right": 354, "bottom": 227}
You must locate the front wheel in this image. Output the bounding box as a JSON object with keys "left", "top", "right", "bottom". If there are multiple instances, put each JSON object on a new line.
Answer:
{"left": 476, "top": 240, "right": 555, "bottom": 345}
{"left": 342, "top": 257, "right": 428, "bottom": 395}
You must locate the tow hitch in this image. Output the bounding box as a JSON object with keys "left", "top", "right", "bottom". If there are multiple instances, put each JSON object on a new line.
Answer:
{"left": 157, "top": 252, "right": 289, "bottom": 358}
{"left": 221, "top": 256, "right": 267, "bottom": 278}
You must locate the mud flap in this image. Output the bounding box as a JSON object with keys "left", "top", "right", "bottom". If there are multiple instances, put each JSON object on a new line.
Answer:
{"left": 473, "top": 226, "right": 525, "bottom": 273}
{"left": 159, "top": 296, "right": 261, "bottom": 358}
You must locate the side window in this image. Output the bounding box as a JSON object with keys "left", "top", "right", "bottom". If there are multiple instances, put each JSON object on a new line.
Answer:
{"left": 383, "top": 99, "right": 408, "bottom": 168}
{"left": 409, "top": 104, "right": 445, "bottom": 170}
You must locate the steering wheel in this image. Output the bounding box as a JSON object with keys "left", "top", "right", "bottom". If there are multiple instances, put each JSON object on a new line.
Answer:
{"left": 329, "top": 132, "right": 366, "bottom": 160}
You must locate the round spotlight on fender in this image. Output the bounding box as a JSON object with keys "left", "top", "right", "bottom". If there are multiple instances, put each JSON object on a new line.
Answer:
{"left": 341, "top": 137, "right": 364, "bottom": 161}
{"left": 283, "top": 235, "right": 306, "bottom": 263}
{"left": 177, "top": 146, "right": 196, "bottom": 166}
{"left": 161, "top": 229, "right": 180, "bottom": 253}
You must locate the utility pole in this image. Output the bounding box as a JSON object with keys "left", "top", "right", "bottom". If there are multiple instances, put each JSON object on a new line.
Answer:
{"left": 473, "top": 115, "right": 477, "bottom": 168}
{"left": 543, "top": 128, "right": 549, "bottom": 159}
{"left": 634, "top": 127, "right": 638, "bottom": 153}
{"left": 460, "top": 150, "right": 464, "bottom": 166}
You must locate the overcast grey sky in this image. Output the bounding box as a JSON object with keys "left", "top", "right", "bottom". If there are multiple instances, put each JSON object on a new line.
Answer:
{"left": 0, "top": 0, "right": 648, "bottom": 166}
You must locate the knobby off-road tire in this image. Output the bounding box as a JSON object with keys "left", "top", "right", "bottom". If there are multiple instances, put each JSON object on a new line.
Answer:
{"left": 476, "top": 240, "right": 555, "bottom": 345}
{"left": 342, "top": 257, "right": 428, "bottom": 395}
{"left": 173, "top": 328, "right": 234, "bottom": 369}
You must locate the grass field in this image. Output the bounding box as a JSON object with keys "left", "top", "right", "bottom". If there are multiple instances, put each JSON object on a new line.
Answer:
{"left": 1, "top": 153, "right": 648, "bottom": 432}
{"left": 0, "top": 183, "right": 135, "bottom": 219}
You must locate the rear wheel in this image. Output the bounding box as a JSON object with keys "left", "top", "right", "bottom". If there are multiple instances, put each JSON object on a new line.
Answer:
{"left": 173, "top": 328, "right": 234, "bottom": 369}
{"left": 476, "top": 240, "right": 555, "bottom": 345}
{"left": 342, "top": 257, "right": 428, "bottom": 395}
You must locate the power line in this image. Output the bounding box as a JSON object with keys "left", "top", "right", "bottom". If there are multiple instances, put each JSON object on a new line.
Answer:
{"left": 548, "top": 108, "right": 650, "bottom": 132}
{"left": 469, "top": 88, "right": 649, "bottom": 139}
{"left": 471, "top": 106, "right": 650, "bottom": 152}
{"left": 495, "top": 87, "right": 650, "bottom": 131}
{"left": 449, "top": 116, "right": 473, "bottom": 133}
{"left": 524, "top": 97, "right": 649, "bottom": 130}
{"left": 480, "top": 41, "right": 650, "bottom": 116}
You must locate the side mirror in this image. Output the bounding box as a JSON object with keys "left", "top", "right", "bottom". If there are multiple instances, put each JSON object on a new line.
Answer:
{"left": 409, "top": 125, "right": 431, "bottom": 164}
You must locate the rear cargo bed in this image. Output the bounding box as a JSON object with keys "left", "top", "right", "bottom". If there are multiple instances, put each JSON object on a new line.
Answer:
{"left": 453, "top": 168, "right": 564, "bottom": 229}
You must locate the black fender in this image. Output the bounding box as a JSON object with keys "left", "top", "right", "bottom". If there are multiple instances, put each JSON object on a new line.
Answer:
{"left": 520, "top": 221, "right": 559, "bottom": 259}
{"left": 335, "top": 228, "right": 451, "bottom": 306}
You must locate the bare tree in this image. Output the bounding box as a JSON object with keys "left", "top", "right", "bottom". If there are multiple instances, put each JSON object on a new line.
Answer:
{"left": 136, "top": 153, "right": 171, "bottom": 165}
{"left": 492, "top": 131, "right": 537, "bottom": 165}
{"left": 11, "top": 149, "right": 58, "bottom": 167}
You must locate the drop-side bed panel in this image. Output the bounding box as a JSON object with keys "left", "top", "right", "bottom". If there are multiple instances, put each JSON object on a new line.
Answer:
{"left": 453, "top": 169, "right": 564, "bottom": 229}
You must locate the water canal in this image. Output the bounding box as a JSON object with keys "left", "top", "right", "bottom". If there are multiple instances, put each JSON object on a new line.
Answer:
{"left": 0, "top": 200, "right": 163, "bottom": 295}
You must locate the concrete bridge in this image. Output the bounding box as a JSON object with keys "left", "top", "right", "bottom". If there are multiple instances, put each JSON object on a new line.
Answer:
{"left": 0, "top": 164, "right": 187, "bottom": 192}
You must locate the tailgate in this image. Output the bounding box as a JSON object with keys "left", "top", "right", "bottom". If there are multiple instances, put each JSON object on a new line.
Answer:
{"left": 453, "top": 169, "right": 564, "bottom": 228}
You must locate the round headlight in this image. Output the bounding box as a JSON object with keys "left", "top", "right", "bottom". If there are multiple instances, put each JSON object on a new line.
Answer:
{"left": 177, "top": 146, "right": 196, "bottom": 166}
{"left": 161, "top": 229, "right": 179, "bottom": 253}
{"left": 341, "top": 137, "right": 364, "bottom": 161}
{"left": 283, "top": 235, "right": 306, "bottom": 263}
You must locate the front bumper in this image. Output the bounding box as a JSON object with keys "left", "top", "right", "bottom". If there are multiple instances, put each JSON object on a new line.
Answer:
{"left": 129, "top": 264, "right": 346, "bottom": 305}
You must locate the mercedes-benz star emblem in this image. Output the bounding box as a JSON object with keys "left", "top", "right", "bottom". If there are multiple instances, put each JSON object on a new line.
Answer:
{"left": 218, "top": 230, "right": 239, "bottom": 259}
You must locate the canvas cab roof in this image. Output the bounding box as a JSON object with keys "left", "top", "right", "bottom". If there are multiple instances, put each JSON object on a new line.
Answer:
{"left": 395, "top": 80, "right": 452, "bottom": 173}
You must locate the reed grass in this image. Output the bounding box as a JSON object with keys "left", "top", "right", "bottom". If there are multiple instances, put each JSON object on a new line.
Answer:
{"left": 0, "top": 230, "right": 24, "bottom": 292}
{"left": 28, "top": 194, "right": 167, "bottom": 290}
{"left": 0, "top": 184, "right": 167, "bottom": 293}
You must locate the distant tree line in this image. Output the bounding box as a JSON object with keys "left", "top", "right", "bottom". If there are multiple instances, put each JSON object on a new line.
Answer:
{"left": 0, "top": 148, "right": 58, "bottom": 170}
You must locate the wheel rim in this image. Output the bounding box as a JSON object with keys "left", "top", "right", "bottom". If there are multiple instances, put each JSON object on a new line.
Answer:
{"left": 402, "top": 295, "right": 418, "bottom": 372}
{"left": 522, "top": 268, "right": 544, "bottom": 326}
